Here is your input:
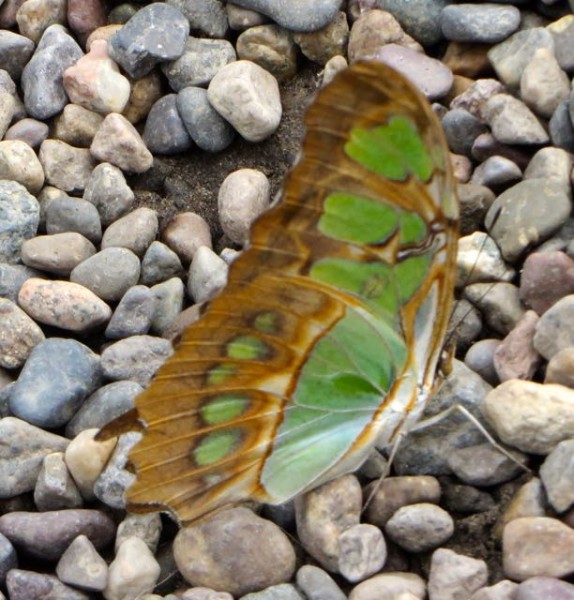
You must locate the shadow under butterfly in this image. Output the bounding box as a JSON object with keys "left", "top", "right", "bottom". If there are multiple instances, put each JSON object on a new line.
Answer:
{"left": 97, "top": 61, "right": 459, "bottom": 525}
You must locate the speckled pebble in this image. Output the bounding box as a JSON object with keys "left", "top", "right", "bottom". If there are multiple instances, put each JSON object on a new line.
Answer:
{"left": 45, "top": 196, "right": 102, "bottom": 245}
{"left": 0, "top": 298, "right": 44, "bottom": 369}
{"left": 101, "top": 207, "right": 158, "bottom": 257}
{"left": 208, "top": 60, "right": 282, "bottom": 142}
{"left": 8, "top": 337, "right": 101, "bottom": 429}
{"left": 70, "top": 247, "right": 141, "bottom": 302}
{"left": 218, "top": 168, "right": 270, "bottom": 245}
{"left": 428, "top": 548, "right": 488, "bottom": 600}
{"left": 66, "top": 380, "right": 143, "bottom": 437}
{"left": 0, "top": 140, "right": 44, "bottom": 194}
{"left": 140, "top": 241, "right": 184, "bottom": 286}
{"left": 440, "top": 4, "right": 520, "bottom": 44}
{"left": 105, "top": 285, "right": 156, "bottom": 340}
{"left": 166, "top": 0, "right": 229, "bottom": 39}
{"left": 52, "top": 104, "right": 104, "bottom": 148}
{"left": 338, "top": 523, "right": 386, "bottom": 583}
{"left": 101, "top": 335, "right": 173, "bottom": 386}
{"left": 17, "top": 278, "right": 111, "bottom": 332}
{"left": 0, "top": 30, "right": 35, "bottom": 80}
{"left": 115, "top": 512, "right": 162, "bottom": 554}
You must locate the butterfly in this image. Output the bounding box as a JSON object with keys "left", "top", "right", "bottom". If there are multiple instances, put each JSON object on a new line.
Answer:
{"left": 98, "top": 61, "right": 459, "bottom": 525}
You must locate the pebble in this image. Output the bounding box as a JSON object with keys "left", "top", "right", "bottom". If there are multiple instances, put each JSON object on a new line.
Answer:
{"left": 503, "top": 516, "right": 574, "bottom": 581}
{"left": 123, "top": 70, "right": 163, "bottom": 125}
{"left": 143, "top": 93, "right": 193, "bottom": 155}
{"left": 488, "top": 27, "right": 555, "bottom": 88}
{"left": 440, "top": 4, "right": 520, "bottom": 44}
{"left": 167, "top": 0, "right": 229, "bottom": 39}
{"left": 109, "top": 3, "right": 189, "bottom": 79}
{"left": 464, "top": 339, "right": 501, "bottom": 387}
{"left": 384, "top": 503, "right": 454, "bottom": 553}
{"left": 464, "top": 282, "right": 525, "bottom": 336}
{"left": 520, "top": 47, "right": 570, "bottom": 119}
{"left": 140, "top": 241, "right": 184, "bottom": 286}
{"left": 17, "top": 277, "right": 111, "bottom": 331}
{"left": 8, "top": 337, "right": 102, "bottom": 429}
{"left": 70, "top": 247, "right": 141, "bottom": 302}
{"left": 83, "top": 162, "right": 135, "bottom": 226}
{"left": 93, "top": 432, "right": 139, "bottom": 509}
{"left": 0, "top": 509, "right": 115, "bottom": 561}
{"left": 64, "top": 428, "right": 117, "bottom": 501}
{"left": 105, "top": 285, "right": 156, "bottom": 340}
{"left": 227, "top": 3, "right": 267, "bottom": 31}
{"left": 483, "top": 93, "right": 549, "bottom": 146}
{"left": 546, "top": 347, "right": 574, "bottom": 388}
{"left": 456, "top": 232, "right": 514, "bottom": 287}
{"left": 443, "top": 483, "right": 496, "bottom": 515}
{"left": 162, "top": 212, "right": 212, "bottom": 264}
{"left": 0, "top": 298, "right": 44, "bottom": 369}
{"left": 52, "top": 104, "right": 104, "bottom": 148}
{"left": 66, "top": 0, "right": 107, "bottom": 45}
{"left": 229, "top": 0, "right": 342, "bottom": 32}
{"left": 0, "top": 140, "right": 44, "bottom": 194}
{"left": 539, "top": 438, "right": 574, "bottom": 513}
{"left": 482, "top": 380, "right": 574, "bottom": 455}
{"left": 0, "top": 30, "right": 35, "bottom": 80}
{"left": 494, "top": 310, "right": 540, "bottom": 382}
{"left": 447, "top": 443, "right": 525, "bottom": 487}
{"left": 363, "top": 475, "right": 441, "bottom": 527}
{"left": 207, "top": 60, "right": 282, "bottom": 142}
{"left": 187, "top": 246, "right": 228, "bottom": 304}
{"left": 45, "top": 196, "right": 102, "bottom": 245}
{"left": 0, "top": 417, "right": 69, "bottom": 497}
{"left": 66, "top": 380, "right": 143, "bottom": 437}
{"left": 16, "top": 0, "right": 66, "bottom": 43}
{"left": 240, "top": 584, "right": 303, "bottom": 600}
{"left": 20, "top": 232, "right": 97, "bottom": 276}
{"left": 174, "top": 507, "right": 296, "bottom": 597}
{"left": 21, "top": 25, "right": 83, "bottom": 120}
{"left": 374, "top": 44, "right": 453, "bottom": 101}
{"left": 547, "top": 14, "right": 574, "bottom": 72}
{"left": 104, "top": 537, "right": 161, "bottom": 600}
{"left": 428, "top": 548, "right": 488, "bottom": 600}
{"left": 176, "top": 87, "right": 235, "bottom": 153}
{"left": 0, "top": 532, "right": 17, "bottom": 586}
{"left": 470, "top": 155, "right": 522, "bottom": 188}
{"left": 485, "top": 179, "right": 571, "bottom": 263}
{"left": 6, "top": 569, "right": 89, "bottom": 600}
{"left": 295, "top": 475, "right": 362, "bottom": 572}
{"left": 4, "top": 117, "right": 49, "bottom": 149}
{"left": 101, "top": 207, "right": 158, "bottom": 257}
{"left": 337, "top": 523, "right": 386, "bottom": 583}
{"left": 236, "top": 24, "right": 298, "bottom": 81}
{"left": 0, "top": 89, "right": 15, "bottom": 139}
{"left": 56, "top": 534, "right": 108, "bottom": 592}
{"left": 515, "top": 576, "right": 574, "bottom": 600}
{"left": 348, "top": 572, "right": 425, "bottom": 600}
{"left": 0, "top": 181, "right": 39, "bottom": 265}
{"left": 442, "top": 109, "right": 488, "bottom": 157}
{"left": 115, "top": 512, "right": 162, "bottom": 554}
{"left": 90, "top": 113, "right": 154, "bottom": 174}
{"left": 549, "top": 100, "right": 574, "bottom": 153}
{"left": 524, "top": 147, "right": 572, "bottom": 189}
{"left": 34, "top": 451, "right": 83, "bottom": 511}
{"left": 521, "top": 251, "right": 574, "bottom": 315}
{"left": 347, "top": 10, "right": 421, "bottom": 65}
{"left": 150, "top": 277, "right": 185, "bottom": 335}
{"left": 499, "top": 478, "right": 549, "bottom": 537}
{"left": 534, "top": 295, "right": 574, "bottom": 359}
{"left": 295, "top": 565, "right": 346, "bottom": 600}
{"left": 162, "top": 37, "right": 236, "bottom": 90}
{"left": 63, "top": 39, "right": 131, "bottom": 115}
{"left": 100, "top": 335, "right": 173, "bottom": 386}
{"left": 218, "top": 168, "right": 270, "bottom": 245}
{"left": 293, "top": 11, "right": 349, "bottom": 65}
{"left": 471, "top": 580, "right": 518, "bottom": 600}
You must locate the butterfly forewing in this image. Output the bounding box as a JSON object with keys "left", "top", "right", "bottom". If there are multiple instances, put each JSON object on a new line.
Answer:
{"left": 99, "top": 62, "right": 458, "bottom": 525}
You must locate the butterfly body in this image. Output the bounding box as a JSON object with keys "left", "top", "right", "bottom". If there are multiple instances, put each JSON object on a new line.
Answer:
{"left": 99, "top": 62, "right": 458, "bottom": 525}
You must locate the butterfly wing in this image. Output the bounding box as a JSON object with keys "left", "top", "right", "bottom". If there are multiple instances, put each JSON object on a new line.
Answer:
{"left": 98, "top": 62, "right": 458, "bottom": 525}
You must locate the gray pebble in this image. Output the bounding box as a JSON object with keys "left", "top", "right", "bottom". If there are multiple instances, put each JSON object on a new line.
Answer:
{"left": 162, "top": 37, "right": 236, "bottom": 90}
{"left": 56, "top": 534, "right": 108, "bottom": 593}
{"left": 0, "top": 30, "right": 35, "bottom": 80}
{"left": 167, "top": 0, "right": 229, "bottom": 38}
{"left": 0, "top": 417, "right": 69, "bottom": 498}
{"left": 442, "top": 108, "right": 488, "bottom": 157}
{"left": 548, "top": 14, "right": 574, "bottom": 72}
{"left": 66, "top": 380, "right": 143, "bottom": 437}
{"left": 140, "top": 241, "right": 184, "bottom": 286}
{"left": 83, "top": 162, "right": 135, "bottom": 226}
{"left": 440, "top": 4, "right": 520, "bottom": 44}
{"left": 105, "top": 285, "right": 157, "bottom": 340}
{"left": 534, "top": 295, "right": 574, "bottom": 360}
{"left": 0, "top": 263, "right": 43, "bottom": 303}
{"left": 0, "top": 509, "right": 115, "bottom": 561}
{"left": 515, "top": 576, "right": 574, "bottom": 600}
{"left": 177, "top": 86, "right": 235, "bottom": 152}
{"left": 188, "top": 245, "right": 228, "bottom": 303}
{"left": 470, "top": 156, "right": 522, "bottom": 188}
{"left": 38, "top": 139, "right": 96, "bottom": 193}
{"left": 295, "top": 565, "right": 346, "bottom": 600}
{"left": 70, "top": 247, "right": 141, "bottom": 302}
{"left": 240, "top": 584, "right": 303, "bottom": 599}
{"left": 101, "top": 335, "right": 173, "bottom": 386}
{"left": 45, "top": 197, "right": 102, "bottom": 246}
{"left": 0, "top": 532, "right": 16, "bottom": 587}
{"left": 150, "top": 277, "right": 184, "bottom": 335}
{"left": 7, "top": 569, "right": 89, "bottom": 600}
{"left": 4, "top": 118, "right": 49, "bottom": 150}
{"left": 443, "top": 484, "right": 496, "bottom": 515}
{"left": 21, "top": 25, "right": 83, "bottom": 120}
{"left": 109, "top": 2, "right": 190, "bottom": 79}
{"left": 115, "top": 512, "right": 162, "bottom": 554}
{"left": 34, "top": 451, "right": 83, "bottom": 511}
{"left": 464, "top": 282, "right": 525, "bottom": 336}
{"left": 524, "top": 147, "right": 572, "bottom": 189}
{"left": 9, "top": 338, "right": 102, "bottom": 429}
{"left": 540, "top": 438, "right": 574, "bottom": 513}
{"left": 143, "top": 93, "right": 193, "bottom": 155}
{"left": 549, "top": 100, "right": 574, "bottom": 153}
{"left": 101, "top": 207, "right": 159, "bottom": 257}
{"left": 230, "top": 0, "right": 342, "bottom": 32}
{"left": 464, "top": 338, "right": 501, "bottom": 387}
{"left": 428, "top": 548, "right": 488, "bottom": 599}
{"left": 0, "top": 180, "right": 39, "bottom": 265}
